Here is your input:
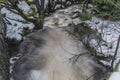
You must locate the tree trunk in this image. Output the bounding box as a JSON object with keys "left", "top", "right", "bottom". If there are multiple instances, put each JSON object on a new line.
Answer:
{"left": 0, "top": 14, "right": 9, "bottom": 80}
{"left": 40, "top": 0, "right": 45, "bottom": 29}
{"left": 34, "top": 0, "right": 44, "bottom": 29}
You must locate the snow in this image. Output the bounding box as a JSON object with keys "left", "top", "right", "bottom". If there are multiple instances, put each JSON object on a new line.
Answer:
{"left": 1, "top": 2, "right": 34, "bottom": 40}
{"left": 1, "top": 1, "right": 120, "bottom": 80}
{"left": 109, "top": 72, "right": 120, "bottom": 80}
{"left": 18, "top": 1, "right": 31, "bottom": 13}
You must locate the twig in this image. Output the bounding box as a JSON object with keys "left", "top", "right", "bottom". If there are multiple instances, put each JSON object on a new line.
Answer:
{"left": 111, "top": 35, "right": 120, "bottom": 71}
{"left": 86, "top": 70, "right": 100, "bottom": 80}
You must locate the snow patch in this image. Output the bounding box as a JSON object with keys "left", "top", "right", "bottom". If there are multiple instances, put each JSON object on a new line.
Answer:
{"left": 29, "top": 70, "right": 49, "bottom": 80}
{"left": 109, "top": 72, "right": 120, "bottom": 80}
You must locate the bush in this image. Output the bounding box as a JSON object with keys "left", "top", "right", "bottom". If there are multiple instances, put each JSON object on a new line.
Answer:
{"left": 94, "top": 0, "right": 120, "bottom": 20}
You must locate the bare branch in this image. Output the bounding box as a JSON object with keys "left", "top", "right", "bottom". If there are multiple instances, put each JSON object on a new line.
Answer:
{"left": 7, "top": 17, "right": 28, "bottom": 23}
{"left": 111, "top": 35, "right": 120, "bottom": 70}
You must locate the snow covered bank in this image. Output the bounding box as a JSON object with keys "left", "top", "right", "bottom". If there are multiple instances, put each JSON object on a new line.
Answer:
{"left": 1, "top": 2, "right": 120, "bottom": 80}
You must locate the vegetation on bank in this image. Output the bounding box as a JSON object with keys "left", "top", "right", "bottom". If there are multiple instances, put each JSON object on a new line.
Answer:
{"left": 77, "top": 0, "right": 120, "bottom": 21}
{"left": 0, "top": 0, "right": 120, "bottom": 29}
{"left": 94, "top": 0, "right": 120, "bottom": 20}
